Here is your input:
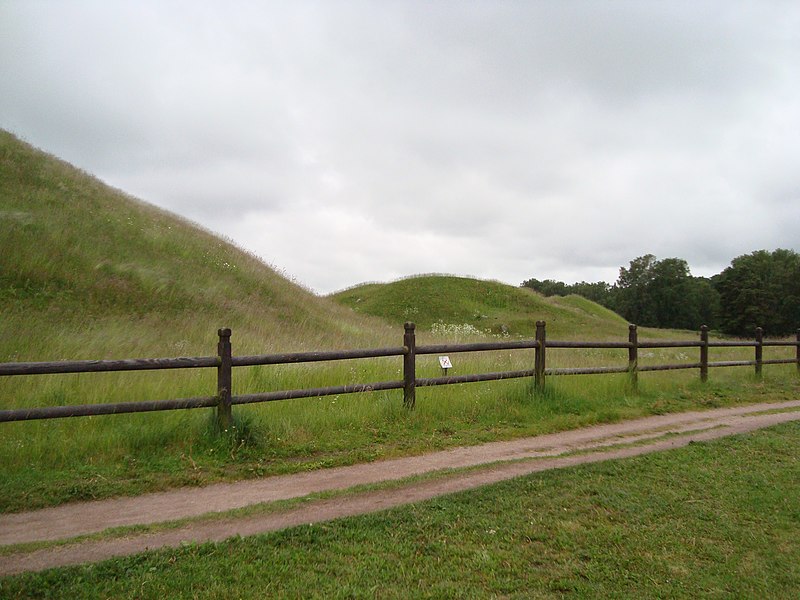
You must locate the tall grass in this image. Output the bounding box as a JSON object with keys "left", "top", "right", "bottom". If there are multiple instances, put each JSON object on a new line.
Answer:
{"left": 1, "top": 323, "right": 797, "bottom": 512}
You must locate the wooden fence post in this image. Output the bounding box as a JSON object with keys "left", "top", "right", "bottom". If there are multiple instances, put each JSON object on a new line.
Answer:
{"left": 754, "top": 326, "right": 763, "bottom": 378}
{"left": 628, "top": 324, "right": 638, "bottom": 392}
{"left": 217, "top": 328, "right": 233, "bottom": 430}
{"left": 535, "top": 321, "right": 546, "bottom": 392}
{"left": 403, "top": 322, "right": 416, "bottom": 409}
{"left": 700, "top": 325, "right": 709, "bottom": 383}
{"left": 797, "top": 329, "right": 800, "bottom": 375}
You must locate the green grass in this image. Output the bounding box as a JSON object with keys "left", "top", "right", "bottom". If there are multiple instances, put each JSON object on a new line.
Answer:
{"left": 2, "top": 129, "right": 799, "bottom": 514}
{"left": 3, "top": 420, "right": 799, "bottom": 598}
{"left": 2, "top": 361, "right": 797, "bottom": 513}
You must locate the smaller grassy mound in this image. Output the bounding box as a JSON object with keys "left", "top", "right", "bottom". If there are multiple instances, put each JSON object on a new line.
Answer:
{"left": 331, "top": 275, "right": 629, "bottom": 339}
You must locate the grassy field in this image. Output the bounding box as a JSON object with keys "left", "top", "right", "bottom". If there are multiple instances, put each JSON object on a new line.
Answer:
{"left": 2, "top": 357, "right": 797, "bottom": 513}
{"left": 3, "top": 420, "right": 799, "bottom": 598}
{"left": 2, "top": 129, "right": 799, "bottom": 514}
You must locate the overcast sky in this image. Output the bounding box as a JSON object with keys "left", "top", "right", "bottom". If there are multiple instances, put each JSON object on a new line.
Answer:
{"left": 2, "top": 1, "right": 798, "bottom": 294}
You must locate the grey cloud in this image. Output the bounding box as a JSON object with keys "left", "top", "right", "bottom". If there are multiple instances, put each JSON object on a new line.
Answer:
{"left": 2, "top": 1, "right": 799, "bottom": 293}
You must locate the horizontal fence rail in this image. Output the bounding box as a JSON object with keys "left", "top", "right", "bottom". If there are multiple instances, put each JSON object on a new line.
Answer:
{"left": 1, "top": 396, "right": 219, "bottom": 422}
{"left": 232, "top": 347, "right": 408, "bottom": 367}
{"left": 0, "top": 322, "right": 798, "bottom": 425}
{"left": 416, "top": 340, "right": 540, "bottom": 354}
{"left": 0, "top": 356, "right": 220, "bottom": 376}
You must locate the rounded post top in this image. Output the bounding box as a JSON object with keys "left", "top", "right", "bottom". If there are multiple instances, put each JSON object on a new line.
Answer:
{"left": 404, "top": 322, "right": 416, "bottom": 331}
{"left": 218, "top": 328, "right": 232, "bottom": 337}
{"left": 535, "top": 320, "right": 546, "bottom": 327}
{"left": 629, "top": 324, "right": 637, "bottom": 331}
{"left": 700, "top": 325, "right": 708, "bottom": 331}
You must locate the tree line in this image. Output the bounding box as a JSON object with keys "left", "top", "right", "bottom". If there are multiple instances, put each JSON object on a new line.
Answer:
{"left": 522, "top": 249, "right": 800, "bottom": 336}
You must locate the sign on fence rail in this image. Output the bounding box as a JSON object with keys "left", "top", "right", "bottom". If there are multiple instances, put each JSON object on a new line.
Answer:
{"left": 0, "top": 323, "right": 798, "bottom": 424}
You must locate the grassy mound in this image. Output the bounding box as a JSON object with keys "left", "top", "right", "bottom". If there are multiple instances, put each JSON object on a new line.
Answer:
{"left": 331, "top": 274, "right": 629, "bottom": 339}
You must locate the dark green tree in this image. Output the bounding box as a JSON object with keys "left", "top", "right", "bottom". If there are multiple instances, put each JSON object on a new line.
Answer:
{"left": 714, "top": 249, "right": 800, "bottom": 336}
{"left": 613, "top": 254, "right": 658, "bottom": 326}
{"left": 613, "top": 255, "right": 719, "bottom": 330}
{"left": 570, "top": 281, "right": 613, "bottom": 305}
{"left": 693, "top": 277, "right": 721, "bottom": 330}
{"left": 650, "top": 258, "right": 696, "bottom": 328}
{"left": 521, "top": 278, "right": 613, "bottom": 307}
{"left": 521, "top": 278, "right": 567, "bottom": 297}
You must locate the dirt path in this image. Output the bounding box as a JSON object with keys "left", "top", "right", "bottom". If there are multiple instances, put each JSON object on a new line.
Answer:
{"left": 2, "top": 400, "right": 800, "bottom": 576}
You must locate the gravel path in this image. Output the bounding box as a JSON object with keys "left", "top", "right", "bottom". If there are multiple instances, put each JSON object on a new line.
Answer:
{"left": 2, "top": 400, "right": 799, "bottom": 576}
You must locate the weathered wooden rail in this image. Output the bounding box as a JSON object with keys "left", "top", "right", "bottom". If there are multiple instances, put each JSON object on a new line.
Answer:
{"left": 0, "top": 322, "right": 798, "bottom": 427}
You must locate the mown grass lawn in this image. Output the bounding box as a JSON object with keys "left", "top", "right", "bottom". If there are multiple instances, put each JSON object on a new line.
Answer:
{"left": 3, "top": 420, "right": 799, "bottom": 598}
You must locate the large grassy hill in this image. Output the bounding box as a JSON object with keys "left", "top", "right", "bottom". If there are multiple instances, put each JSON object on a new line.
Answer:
{"left": 331, "top": 274, "right": 630, "bottom": 339}
{"left": 0, "top": 130, "right": 386, "bottom": 362}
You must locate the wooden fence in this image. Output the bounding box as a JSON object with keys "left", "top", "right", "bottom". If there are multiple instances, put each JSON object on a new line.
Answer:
{"left": 0, "top": 322, "right": 798, "bottom": 427}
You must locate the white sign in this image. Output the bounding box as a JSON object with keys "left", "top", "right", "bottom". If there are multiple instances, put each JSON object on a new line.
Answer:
{"left": 438, "top": 356, "right": 452, "bottom": 369}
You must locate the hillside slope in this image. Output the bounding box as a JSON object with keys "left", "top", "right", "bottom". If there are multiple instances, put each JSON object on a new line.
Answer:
{"left": 331, "top": 275, "right": 630, "bottom": 339}
{"left": 0, "top": 130, "right": 384, "bottom": 360}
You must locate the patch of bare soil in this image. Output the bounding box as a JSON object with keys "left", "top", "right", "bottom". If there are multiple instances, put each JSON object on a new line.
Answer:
{"left": 2, "top": 400, "right": 799, "bottom": 576}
